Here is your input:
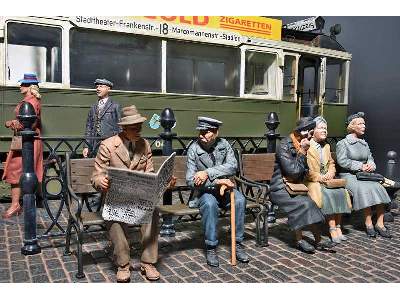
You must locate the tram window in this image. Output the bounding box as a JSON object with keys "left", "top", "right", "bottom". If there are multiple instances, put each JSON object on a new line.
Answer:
{"left": 70, "top": 29, "right": 161, "bottom": 91}
{"left": 245, "top": 51, "right": 277, "bottom": 97}
{"left": 283, "top": 55, "right": 297, "bottom": 101}
{"left": 325, "top": 59, "right": 346, "bottom": 103}
{"left": 6, "top": 22, "right": 62, "bottom": 83}
{"left": 167, "top": 41, "right": 239, "bottom": 96}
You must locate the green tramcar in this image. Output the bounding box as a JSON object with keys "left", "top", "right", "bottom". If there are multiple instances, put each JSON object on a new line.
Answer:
{"left": 0, "top": 16, "right": 351, "bottom": 155}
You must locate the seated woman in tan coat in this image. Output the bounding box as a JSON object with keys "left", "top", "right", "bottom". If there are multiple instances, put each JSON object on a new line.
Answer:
{"left": 305, "top": 116, "right": 352, "bottom": 243}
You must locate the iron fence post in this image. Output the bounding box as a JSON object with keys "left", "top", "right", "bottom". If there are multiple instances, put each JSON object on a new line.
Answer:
{"left": 159, "top": 108, "right": 177, "bottom": 237}
{"left": 265, "top": 112, "right": 280, "bottom": 223}
{"left": 18, "top": 102, "right": 41, "bottom": 255}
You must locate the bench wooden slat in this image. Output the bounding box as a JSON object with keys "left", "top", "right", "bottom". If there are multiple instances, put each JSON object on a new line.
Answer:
{"left": 157, "top": 203, "right": 199, "bottom": 216}
{"left": 241, "top": 153, "right": 275, "bottom": 181}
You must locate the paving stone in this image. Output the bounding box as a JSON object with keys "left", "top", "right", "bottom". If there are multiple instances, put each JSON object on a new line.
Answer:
{"left": 87, "top": 272, "right": 106, "bottom": 283}
{"left": 183, "top": 261, "right": 203, "bottom": 272}
{"left": 313, "top": 276, "right": 333, "bottom": 283}
{"left": 12, "top": 270, "right": 30, "bottom": 283}
{"left": 11, "top": 260, "right": 28, "bottom": 272}
{"left": 196, "top": 270, "right": 217, "bottom": 281}
{"left": 29, "top": 264, "right": 47, "bottom": 276}
{"left": 173, "top": 266, "right": 193, "bottom": 277}
{"left": 32, "top": 274, "right": 50, "bottom": 283}
{"left": 294, "top": 275, "right": 313, "bottom": 283}
{"left": 165, "top": 275, "right": 185, "bottom": 283}
{"left": 50, "top": 268, "right": 67, "bottom": 281}
{"left": 236, "top": 273, "right": 258, "bottom": 283}
{"left": 45, "top": 259, "right": 63, "bottom": 270}
{"left": 269, "top": 270, "right": 290, "bottom": 282}
{"left": 185, "top": 276, "right": 203, "bottom": 283}
{"left": 217, "top": 273, "right": 235, "bottom": 281}
{"left": 0, "top": 270, "right": 10, "bottom": 281}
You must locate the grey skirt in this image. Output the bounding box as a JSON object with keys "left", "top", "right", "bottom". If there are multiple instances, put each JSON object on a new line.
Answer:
{"left": 340, "top": 173, "right": 391, "bottom": 211}
{"left": 270, "top": 189, "right": 325, "bottom": 231}
{"left": 320, "top": 186, "right": 351, "bottom": 216}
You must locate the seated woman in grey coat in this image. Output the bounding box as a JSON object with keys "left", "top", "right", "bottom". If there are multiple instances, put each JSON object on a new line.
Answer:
{"left": 336, "top": 112, "right": 392, "bottom": 238}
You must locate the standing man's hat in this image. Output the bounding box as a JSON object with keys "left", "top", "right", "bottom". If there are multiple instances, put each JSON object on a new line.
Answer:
{"left": 347, "top": 112, "right": 365, "bottom": 124}
{"left": 294, "top": 117, "right": 316, "bottom": 132}
{"left": 94, "top": 78, "right": 113, "bottom": 88}
{"left": 18, "top": 73, "right": 39, "bottom": 85}
{"left": 196, "top": 116, "right": 223, "bottom": 130}
{"left": 118, "top": 105, "right": 147, "bottom": 126}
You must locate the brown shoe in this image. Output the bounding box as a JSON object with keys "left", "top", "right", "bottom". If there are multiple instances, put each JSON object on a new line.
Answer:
{"left": 116, "top": 264, "right": 131, "bottom": 283}
{"left": 140, "top": 263, "right": 160, "bottom": 281}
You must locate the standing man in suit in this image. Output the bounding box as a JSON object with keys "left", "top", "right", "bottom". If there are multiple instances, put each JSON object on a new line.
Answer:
{"left": 185, "top": 117, "right": 250, "bottom": 267}
{"left": 83, "top": 78, "right": 121, "bottom": 157}
{"left": 91, "top": 105, "right": 160, "bottom": 282}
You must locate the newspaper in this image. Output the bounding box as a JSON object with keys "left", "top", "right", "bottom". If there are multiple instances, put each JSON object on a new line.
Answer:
{"left": 102, "top": 152, "right": 176, "bottom": 225}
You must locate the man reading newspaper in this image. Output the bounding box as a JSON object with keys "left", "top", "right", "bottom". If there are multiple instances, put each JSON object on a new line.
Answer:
{"left": 91, "top": 105, "right": 168, "bottom": 282}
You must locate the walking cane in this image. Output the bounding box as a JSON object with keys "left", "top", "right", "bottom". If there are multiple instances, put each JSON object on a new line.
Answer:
{"left": 220, "top": 184, "right": 236, "bottom": 266}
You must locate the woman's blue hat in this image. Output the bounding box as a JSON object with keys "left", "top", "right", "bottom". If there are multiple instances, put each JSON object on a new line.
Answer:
{"left": 18, "top": 73, "right": 40, "bottom": 85}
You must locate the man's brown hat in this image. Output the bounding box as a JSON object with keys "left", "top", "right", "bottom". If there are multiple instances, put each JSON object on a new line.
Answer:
{"left": 118, "top": 105, "right": 147, "bottom": 126}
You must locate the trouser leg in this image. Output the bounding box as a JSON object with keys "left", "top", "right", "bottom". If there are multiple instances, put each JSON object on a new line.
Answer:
{"left": 140, "top": 208, "right": 159, "bottom": 264}
{"left": 106, "top": 221, "right": 130, "bottom": 267}
{"left": 199, "top": 192, "right": 219, "bottom": 247}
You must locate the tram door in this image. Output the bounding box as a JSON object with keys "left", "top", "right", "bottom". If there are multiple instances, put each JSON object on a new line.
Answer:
{"left": 297, "top": 55, "right": 326, "bottom": 118}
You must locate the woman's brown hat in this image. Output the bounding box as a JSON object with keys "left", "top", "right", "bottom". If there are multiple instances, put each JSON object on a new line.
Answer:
{"left": 118, "top": 105, "right": 147, "bottom": 126}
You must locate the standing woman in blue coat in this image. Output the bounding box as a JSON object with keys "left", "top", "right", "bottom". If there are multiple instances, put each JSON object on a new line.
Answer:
{"left": 336, "top": 112, "right": 391, "bottom": 238}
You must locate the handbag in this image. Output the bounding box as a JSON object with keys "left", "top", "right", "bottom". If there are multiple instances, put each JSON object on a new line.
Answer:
{"left": 10, "top": 135, "right": 22, "bottom": 151}
{"left": 283, "top": 178, "right": 309, "bottom": 196}
{"left": 356, "top": 172, "right": 384, "bottom": 182}
{"left": 323, "top": 178, "right": 346, "bottom": 189}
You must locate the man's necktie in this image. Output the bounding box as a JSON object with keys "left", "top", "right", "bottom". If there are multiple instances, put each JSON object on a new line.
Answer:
{"left": 128, "top": 142, "right": 134, "bottom": 161}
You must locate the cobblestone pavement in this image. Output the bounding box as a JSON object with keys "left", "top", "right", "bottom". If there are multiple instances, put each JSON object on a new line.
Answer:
{"left": 1, "top": 201, "right": 400, "bottom": 283}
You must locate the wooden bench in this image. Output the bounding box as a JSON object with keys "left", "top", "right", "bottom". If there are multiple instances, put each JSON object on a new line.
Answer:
{"left": 63, "top": 154, "right": 102, "bottom": 279}
{"left": 235, "top": 152, "right": 275, "bottom": 246}
{"left": 63, "top": 152, "right": 275, "bottom": 278}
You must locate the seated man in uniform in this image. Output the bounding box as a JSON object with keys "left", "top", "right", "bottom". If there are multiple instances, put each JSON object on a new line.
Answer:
{"left": 186, "top": 116, "right": 250, "bottom": 267}
{"left": 91, "top": 105, "right": 160, "bottom": 282}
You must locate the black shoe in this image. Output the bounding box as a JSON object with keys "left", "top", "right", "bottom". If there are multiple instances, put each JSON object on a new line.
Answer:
{"left": 384, "top": 212, "right": 394, "bottom": 223}
{"left": 205, "top": 246, "right": 219, "bottom": 267}
{"left": 315, "top": 239, "right": 337, "bottom": 251}
{"left": 296, "top": 239, "right": 315, "bottom": 254}
{"left": 375, "top": 225, "right": 392, "bottom": 239}
{"left": 236, "top": 243, "right": 250, "bottom": 263}
{"left": 366, "top": 226, "right": 376, "bottom": 238}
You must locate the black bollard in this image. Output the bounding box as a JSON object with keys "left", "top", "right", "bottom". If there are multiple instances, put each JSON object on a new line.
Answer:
{"left": 385, "top": 151, "right": 397, "bottom": 180}
{"left": 18, "top": 102, "right": 41, "bottom": 255}
{"left": 159, "top": 108, "right": 177, "bottom": 237}
{"left": 265, "top": 112, "right": 280, "bottom": 223}
{"left": 384, "top": 151, "right": 399, "bottom": 222}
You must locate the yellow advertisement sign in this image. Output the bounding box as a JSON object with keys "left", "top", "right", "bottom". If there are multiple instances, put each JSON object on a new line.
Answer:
{"left": 138, "top": 16, "right": 282, "bottom": 41}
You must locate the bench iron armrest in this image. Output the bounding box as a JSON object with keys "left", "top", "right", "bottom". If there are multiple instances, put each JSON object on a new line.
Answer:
{"left": 66, "top": 184, "right": 85, "bottom": 226}
{"left": 237, "top": 175, "right": 270, "bottom": 194}
{"left": 234, "top": 176, "right": 264, "bottom": 205}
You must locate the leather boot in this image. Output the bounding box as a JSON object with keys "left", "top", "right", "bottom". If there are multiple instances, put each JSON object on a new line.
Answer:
{"left": 236, "top": 243, "right": 250, "bottom": 263}
{"left": 116, "top": 264, "right": 130, "bottom": 283}
{"left": 296, "top": 239, "right": 315, "bottom": 254}
{"left": 140, "top": 263, "right": 160, "bottom": 281}
{"left": 205, "top": 246, "right": 219, "bottom": 267}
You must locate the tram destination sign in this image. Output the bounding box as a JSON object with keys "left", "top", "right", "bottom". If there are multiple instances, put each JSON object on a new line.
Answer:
{"left": 70, "top": 16, "right": 282, "bottom": 46}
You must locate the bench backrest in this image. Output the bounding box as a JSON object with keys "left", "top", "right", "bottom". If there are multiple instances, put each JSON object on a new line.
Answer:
{"left": 68, "top": 157, "right": 97, "bottom": 194}
{"left": 152, "top": 155, "right": 187, "bottom": 187}
{"left": 239, "top": 153, "right": 276, "bottom": 181}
